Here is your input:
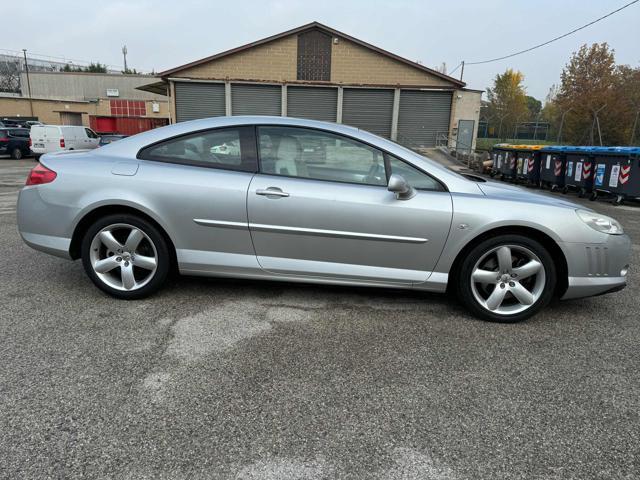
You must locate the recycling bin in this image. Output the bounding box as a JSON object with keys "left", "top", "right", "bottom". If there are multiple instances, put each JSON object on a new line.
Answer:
{"left": 499, "top": 147, "right": 518, "bottom": 181}
{"left": 514, "top": 146, "right": 543, "bottom": 186}
{"left": 490, "top": 144, "right": 511, "bottom": 178}
{"left": 539, "top": 146, "right": 566, "bottom": 190}
{"left": 563, "top": 147, "right": 595, "bottom": 197}
{"left": 592, "top": 147, "right": 640, "bottom": 204}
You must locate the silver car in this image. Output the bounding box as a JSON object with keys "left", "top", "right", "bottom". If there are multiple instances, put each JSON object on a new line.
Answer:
{"left": 17, "top": 116, "right": 630, "bottom": 322}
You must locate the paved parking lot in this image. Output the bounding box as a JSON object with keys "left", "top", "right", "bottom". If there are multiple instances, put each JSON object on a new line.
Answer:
{"left": 1, "top": 158, "right": 639, "bottom": 479}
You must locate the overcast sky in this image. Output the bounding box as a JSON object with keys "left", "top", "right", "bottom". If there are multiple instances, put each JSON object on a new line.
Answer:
{"left": 4, "top": 0, "right": 639, "bottom": 100}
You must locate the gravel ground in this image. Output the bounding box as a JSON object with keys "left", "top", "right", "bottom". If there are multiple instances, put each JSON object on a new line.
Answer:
{"left": 1, "top": 158, "right": 639, "bottom": 479}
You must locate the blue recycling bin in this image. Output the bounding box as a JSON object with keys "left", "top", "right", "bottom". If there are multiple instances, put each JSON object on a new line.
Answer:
{"left": 591, "top": 146, "right": 640, "bottom": 204}
{"left": 539, "top": 146, "right": 568, "bottom": 190}
{"left": 563, "top": 146, "right": 596, "bottom": 197}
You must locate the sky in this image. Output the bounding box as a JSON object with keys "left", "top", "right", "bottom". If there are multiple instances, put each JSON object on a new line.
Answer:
{"left": 3, "top": 0, "right": 639, "bottom": 101}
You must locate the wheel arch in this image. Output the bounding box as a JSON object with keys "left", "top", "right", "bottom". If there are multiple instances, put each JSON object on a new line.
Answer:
{"left": 447, "top": 225, "right": 568, "bottom": 298}
{"left": 69, "top": 204, "right": 178, "bottom": 270}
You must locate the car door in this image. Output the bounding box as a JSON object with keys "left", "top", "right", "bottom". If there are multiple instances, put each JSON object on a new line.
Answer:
{"left": 136, "top": 126, "right": 259, "bottom": 274}
{"left": 247, "top": 126, "right": 453, "bottom": 284}
{"left": 84, "top": 128, "right": 100, "bottom": 149}
{"left": 45, "top": 126, "right": 60, "bottom": 152}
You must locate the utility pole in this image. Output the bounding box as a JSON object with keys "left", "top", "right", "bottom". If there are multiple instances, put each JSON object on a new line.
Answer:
{"left": 459, "top": 61, "right": 465, "bottom": 81}
{"left": 122, "top": 45, "right": 128, "bottom": 73}
{"left": 22, "top": 49, "right": 34, "bottom": 118}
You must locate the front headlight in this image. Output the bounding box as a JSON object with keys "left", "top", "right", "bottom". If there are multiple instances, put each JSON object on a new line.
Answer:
{"left": 576, "top": 209, "right": 624, "bottom": 235}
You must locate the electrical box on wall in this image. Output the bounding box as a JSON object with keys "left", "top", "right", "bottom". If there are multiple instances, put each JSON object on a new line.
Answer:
{"left": 152, "top": 102, "right": 160, "bottom": 113}
{"left": 106, "top": 89, "right": 119, "bottom": 97}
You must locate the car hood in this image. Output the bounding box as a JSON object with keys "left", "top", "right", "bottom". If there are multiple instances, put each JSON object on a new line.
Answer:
{"left": 478, "top": 181, "right": 582, "bottom": 209}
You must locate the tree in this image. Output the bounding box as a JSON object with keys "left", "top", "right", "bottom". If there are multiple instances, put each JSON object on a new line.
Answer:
{"left": 554, "top": 43, "right": 618, "bottom": 144}
{"left": 61, "top": 62, "right": 107, "bottom": 73}
{"left": 85, "top": 62, "right": 107, "bottom": 73}
{"left": 613, "top": 65, "right": 640, "bottom": 144}
{"left": 485, "top": 69, "right": 529, "bottom": 139}
{"left": 526, "top": 96, "right": 542, "bottom": 120}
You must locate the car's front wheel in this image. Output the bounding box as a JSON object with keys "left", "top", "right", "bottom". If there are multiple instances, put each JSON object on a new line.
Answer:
{"left": 456, "top": 235, "right": 556, "bottom": 322}
{"left": 81, "top": 214, "right": 170, "bottom": 299}
{"left": 11, "top": 147, "right": 23, "bottom": 160}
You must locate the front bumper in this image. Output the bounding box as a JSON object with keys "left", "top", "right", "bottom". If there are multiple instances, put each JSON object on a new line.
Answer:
{"left": 560, "top": 234, "right": 631, "bottom": 300}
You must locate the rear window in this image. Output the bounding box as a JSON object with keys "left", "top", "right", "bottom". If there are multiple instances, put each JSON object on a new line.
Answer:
{"left": 8, "top": 129, "right": 29, "bottom": 138}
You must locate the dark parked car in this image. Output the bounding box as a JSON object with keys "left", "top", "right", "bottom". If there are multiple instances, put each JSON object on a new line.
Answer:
{"left": 0, "top": 128, "right": 32, "bottom": 159}
{"left": 98, "top": 134, "right": 128, "bottom": 147}
{"left": 1, "top": 119, "right": 26, "bottom": 128}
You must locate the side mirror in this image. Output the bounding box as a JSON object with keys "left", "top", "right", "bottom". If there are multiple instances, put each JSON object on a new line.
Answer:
{"left": 387, "top": 174, "right": 416, "bottom": 200}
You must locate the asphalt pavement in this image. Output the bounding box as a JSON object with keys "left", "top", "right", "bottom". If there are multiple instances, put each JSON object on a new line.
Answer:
{"left": 1, "top": 158, "right": 639, "bottom": 479}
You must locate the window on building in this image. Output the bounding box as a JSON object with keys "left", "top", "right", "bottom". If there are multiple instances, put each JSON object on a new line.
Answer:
{"left": 110, "top": 100, "right": 146, "bottom": 116}
{"left": 297, "top": 30, "right": 332, "bottom": 81}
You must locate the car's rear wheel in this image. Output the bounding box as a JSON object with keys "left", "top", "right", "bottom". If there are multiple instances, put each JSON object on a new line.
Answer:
{"left": 456, "top": 235, "right": 556, "bottom": 322}
{"left": 81, "top": 214, "right": 170, "bottom": 299}
{"left": 11, "top": 148, "right": 23, "bottom": 160}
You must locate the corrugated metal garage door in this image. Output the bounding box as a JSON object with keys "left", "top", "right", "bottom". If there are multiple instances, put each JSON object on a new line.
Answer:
{"left": 342, "top": 88, "right": 394, "bottom": 138}
{"left": 175, "top": 82, "right": 225, "bottom": 122}
{"left": 231, "top": 84, "right": 281, "bottom": 116}
{"left": 287, "top": 86, "right": 337, "bottom": 122}
{"left": 397, "top": 90, "right": 452, "bottom": 148}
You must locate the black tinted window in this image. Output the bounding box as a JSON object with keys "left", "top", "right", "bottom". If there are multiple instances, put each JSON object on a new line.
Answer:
{"left": 139, "top": 127, "right": 257, "bottom": 172}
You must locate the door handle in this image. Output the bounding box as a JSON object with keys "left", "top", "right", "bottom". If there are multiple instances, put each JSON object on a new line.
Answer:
{"left": 256, "top": 188, "right": 289, "bottom": 198}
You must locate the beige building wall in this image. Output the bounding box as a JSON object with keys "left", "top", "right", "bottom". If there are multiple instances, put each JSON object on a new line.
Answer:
{"left": 330, "top": 38, "right": 451, "bottom": 87}
{"left": 448, "top": 90, "right": 482, "bottom": 151}
{"left": 173, "top": 33, "right": 453, "bottom": 88}
{"left": 0, "top": 96, "right": 170, "bottom": 127}
{"left": 176, "top": 36, "right": 298, "bottom": 82}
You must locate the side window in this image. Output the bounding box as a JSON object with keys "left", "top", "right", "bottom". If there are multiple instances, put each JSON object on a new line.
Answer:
{"left": 387, "top": 155, "right": 443, "bottom": 191}
{"left": 258, "top": 126, "right": 386, "bottom": 186}
{"left": 85, "top": 128, "right": 98, "bottom": 139}
{"left": 139, "top": 127, "right": 257, "bottom": 172}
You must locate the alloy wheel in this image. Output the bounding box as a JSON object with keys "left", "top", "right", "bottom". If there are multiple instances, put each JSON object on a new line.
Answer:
{"left": 89, "top": 223, "right": 158, "bottom": 291}
{"left": 470, "top": 244, "right": 546, "bottom": 316}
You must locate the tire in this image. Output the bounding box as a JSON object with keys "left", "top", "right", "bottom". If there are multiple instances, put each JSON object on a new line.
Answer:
{"left": 455, "top": 235, "right": 557, "bottom": 323}
{"left": 561, "top": 186, "right": 569, "bottom": 194}
{"left": 11, "top": 148, "right": 23, "bottom": 160}
{"left": 81, "top": 213, "right": 171, "bottom": 299}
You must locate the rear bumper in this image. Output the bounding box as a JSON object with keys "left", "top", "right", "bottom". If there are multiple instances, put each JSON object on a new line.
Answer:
{"left": 20, "top": 231, "right": 72, "bottom": 259}
{"left": 17, "top": 186, "right": 76, "bottom": 259}
{"left": 560, "top": 234, "right": 630, "bottom": 300}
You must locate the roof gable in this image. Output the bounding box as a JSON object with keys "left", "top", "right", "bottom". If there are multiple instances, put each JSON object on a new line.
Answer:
{"left": 159, "top": 22, "right": 465, "bottom": 87}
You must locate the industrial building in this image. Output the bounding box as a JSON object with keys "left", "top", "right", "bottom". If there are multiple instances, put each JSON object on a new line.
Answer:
{"left": 0, "top": 71, "right": 170, "bottom": 135}
{"left": 141, "top": 22, "right": 481, "bottom": 151}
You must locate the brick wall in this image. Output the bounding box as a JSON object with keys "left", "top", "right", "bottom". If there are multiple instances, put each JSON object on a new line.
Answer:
{"left": 177, "top": 36, "right": 297, "bottom": 82}
{"left": 0, "top": 96, "right": 170, "bottom": 126}
{"left": 172, "top": 34, "right": 453, "bottom": 88}
{"left": 330, "top": 38, "right": 451, "bottom": 87}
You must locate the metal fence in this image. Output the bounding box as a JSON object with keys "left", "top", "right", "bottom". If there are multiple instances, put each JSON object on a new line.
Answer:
{"left": 478, "top": 121, "right": 550, "bottom": 141}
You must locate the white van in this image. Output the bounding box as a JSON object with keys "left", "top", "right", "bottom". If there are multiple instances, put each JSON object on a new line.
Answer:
{"left": 30, "top": 125, "right": 100, "bottom": 158}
